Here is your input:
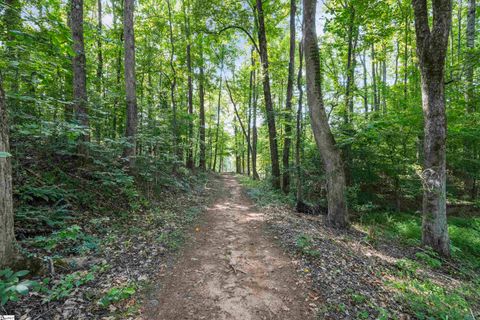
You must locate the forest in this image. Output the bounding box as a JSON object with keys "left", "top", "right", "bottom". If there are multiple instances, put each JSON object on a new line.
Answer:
{"left": 0, "top": 0, "right": 479, "bottom": 318}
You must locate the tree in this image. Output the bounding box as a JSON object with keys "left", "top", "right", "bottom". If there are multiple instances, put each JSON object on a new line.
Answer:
{"left": 199, "top": 42, "right": 206, "bottom": 170}
{"left": 0, "top": 72, "right": 15, "bottom": 268}
{"left": 71, "top": 0, "right": 90, "bottom": 150}
{"left": 123, "top": 0, "right": 138, "bottom": 166}
{"left": 465, "top": 0, "right": 476, "bottom": 114}
{"left": 295, "top": 41, "right": 304, "bottom": 204}
{"left": 255, "top": 0, "right": 281, "bottom": 189}
{"left": 282, "top": 0, "right": 296, "bottom": 194}
{"left": 184, "top": 0, "right": 194, "bottom": 169}
{"left": 412, "top": 0, "right": 452, "bottom": 256}
{"left": 303, "top": 0, "right": 349, "bottom": 228}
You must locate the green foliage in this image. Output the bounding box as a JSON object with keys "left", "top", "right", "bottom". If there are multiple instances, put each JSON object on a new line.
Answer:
{"left": 45, "top": 270, "right": 95, "bottom": 302}
{"left": 238, "top": 176, "right": 293, "bottom": 207}
{"left": 359, "top": 212, "right": 480, "bottom": 269}
{"left": 157, "top": 229, "right": 184, "bottom": 251}
{"left": 415, "top": 251, "right": 442, "bottom": 269}
{"left": 98, "top": 284, "right": 136, "bottom": 308}
{"left": 0, "top": 269, "right": 38, "bottom": 305}
{"left": 27, "top": 225, "right": 98, "bottom": 254}
{"left": 295, "top": 235, "right": 320, "bottom": 258}
{"left": 390, "top": 279, "right": 473, "bottom": 320}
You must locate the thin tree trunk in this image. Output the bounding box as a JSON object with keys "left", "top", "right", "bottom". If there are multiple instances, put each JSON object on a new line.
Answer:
{"left": 412, "top": 0, "right": 452, "bottom": 256}
{"left": 361, "top": 50, "right": 368, "bottom": 117}
{"left": 247, "top": 54, "right": 253, "bottom": 176}
{"left": 344, "top": 6, "right": 357, "bottom": 121}
{"left": 256, "top": 0, "right": 281, "bottom": 189}
{"left": 167, "top": 0, "right": 179, "bottom": 164}
{"left": 465, "top": 0, "right": 476, "bottom": 112}
{"left": 0, "top": 72, "right": 16, "bottom": 267}
{"left": 184, "top": 0, "right": 194, "bottom": 169}
{"left": 251, "top": 53, "right": 260, "bottom": 180}
{"left": 213, "top": 60, "right": 224, "bottom": 172}
{"left": 371, "top": 43, "right": 379, "bottom": 112}
{"left": 464, "top": 0, "right": 476, "bottom": 197}
{"left": 3, "top": 0, "right": 21, "bottom": 110}
{"left": 123, "top": 0, "right": 138, "bottom": 166}
{"left": 282, "top": 0, "right": 296, "bottom": 194}
{"left": 97, "top": 0, "right": 103, "bottom": 98}
{"left": 226, "top": 81, "right": 254, "bottom": 158}
{"left": 199, "top": 45, "right": 206, "bottom": 171}
{"left": 403, "top": 13, "right": 409, "bottom": 101}
{"left": 296, "top": 41, "right": 304, "bottom": 203}
{"left": 112, "top": 0, "right": 122, "bottom": 139}
{"left": 303, "top": 0, "right": 349, "bottom": 228}
{"left": 71, "top": 0, "right": 90, "bottom": 151}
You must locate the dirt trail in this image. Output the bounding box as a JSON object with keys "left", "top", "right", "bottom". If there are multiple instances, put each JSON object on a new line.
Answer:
{"left": 142, "top": 174, "right": 316, "bottom": 320}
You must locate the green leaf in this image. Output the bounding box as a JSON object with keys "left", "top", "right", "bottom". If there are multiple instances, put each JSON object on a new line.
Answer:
{"left": 13, "top": 270, "right": 29, "bottom": 278}
{"left": 15, "top": 284, "right": 29, "bottom": 294}
{"left": 0, "top": 152, "right": 12, "bottom": 158}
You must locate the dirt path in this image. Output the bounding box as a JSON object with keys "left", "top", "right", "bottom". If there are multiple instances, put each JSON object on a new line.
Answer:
{"left": 142, "top": 174, "right": 317, "bottom": 320}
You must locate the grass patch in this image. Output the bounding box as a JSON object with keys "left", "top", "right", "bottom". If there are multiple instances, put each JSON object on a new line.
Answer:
{"left": 238, "top": 175, "right": 293, "bottom": 207}
{"left": 358, "top": 211, "right": 480, "bottom": 269}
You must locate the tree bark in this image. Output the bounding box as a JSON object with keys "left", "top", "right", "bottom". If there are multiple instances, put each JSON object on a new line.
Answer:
{"left": 282, "top": 0, "right": 296, "bottom": 194}
{"left": 412, "top": 0, "right": 452, "bottom": 256}
{"left": 256, "top": 0, "right": 281, "bottom": 189}
{"left": 167, "top": 0, "right": 180, "bottom": 164}
{"left": 71, "top": 0, "right": 90, "bottom": 150}
{"left": 466, "top": 0, "right": 476, "bottom": 112}
{"left": 371, "top": 43, "right": 379, "bottom": 112}
{"left": 296, "top": 41, "right": 304, "bottom": 203}
{"left": 199, "top": 45, "right": 206, "bottom": 171}
{"left": 213, "top": 59, "right": 224, "bottom": 172}
{"left": 184, "top": 0, "right": 194, "bottom": 169}
{"left": 97, "top": 0, "right": 104, "bottom": 98}
{"left": 123, "top": 0, "right": 138, "bottom": 166}
{"left": 303, "top": 0, "right": 349, "bottom": 228}
{"left": 3, "top": 0, "right": 21, "bottom": 109}
{"left": 112, "top": 0, "right": 123, "bottom": 139}
{"left": 251, "top": 54, "right": 260, "bottom": 180}
{"left": 0, "top": 73, "right": 16, "bottom": 268}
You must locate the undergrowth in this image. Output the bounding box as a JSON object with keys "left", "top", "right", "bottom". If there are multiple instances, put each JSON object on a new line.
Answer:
{"left": 239, "top": 175, "right": 480, "bottom": 320}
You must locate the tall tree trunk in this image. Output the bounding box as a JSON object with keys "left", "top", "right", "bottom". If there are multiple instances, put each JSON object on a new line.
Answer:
{"left": 123, "top": 0, "right": 137, "bottom": 166}
{"left": 371, "top": 43, "right": 379, "bottom": 112}
{"left": 464, "top": 0, "right": 476, "bottom": 198}
{"left": 256, "top": 0, "right": 281, "bottom": 189}
{"left": 296, "top": 41, "right": 304, "bottom": 203}
{"left": 0, "top": 72, "right": 16, "bottom": 267}
{"left": 213, "top": 60, "right": 224, "bottom": 172}
{"left": 303, "top": 0, "right": 349, "bottom": 228}
{"left": 361, "top": 50, "right": 368, "bottom": 116}
{"left": 251, "top": 54, "right": 260, "bottom": 180}
{"left": 403, "top": 12, "right": 409, "bottom": 102}
{"left": 3, "top": 0, "right": 21, "bottom": 110}
{"left": 382, "top": 50, "right": 387, "bottom": 114}
{"left": 199, "top": 45, "right": 206, "bottom": 171}
{"left": 71, "top": 0, "right": 90, "bottom": 151}
{"left": 247, "top": 56, "right": 253, "bottom": 176}
{"left": 167, "top": 0, "right": 179, "bottom": 164}
{"left": 282, "top": 0, "right": 296, "bottom": 194}
{"left": 344, "top": 6, "right": 358, "bottom": 121}
{"left": 466, "top": 0, "right": 476, "bottom": 112}
{"left": 112, "top": 0, "right": 123, "bottom": 139}
{"left": 184, "top": 0, "right": 194, "bottom": 169}
{"left": 343, "top": 6, "right": 358, "bottom": 186}
{"left": 412, "top": 0, "right": 452, "bottom": 256}
{"left": 97, "top": 0, "right": 103, "bottom": 98}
